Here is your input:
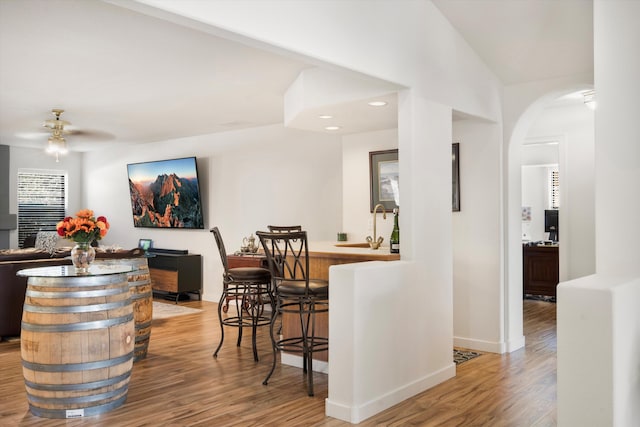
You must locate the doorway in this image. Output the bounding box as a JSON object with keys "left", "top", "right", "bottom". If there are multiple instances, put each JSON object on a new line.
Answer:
{"left": 507, "top": 88, "right": 596, "bottom": 346}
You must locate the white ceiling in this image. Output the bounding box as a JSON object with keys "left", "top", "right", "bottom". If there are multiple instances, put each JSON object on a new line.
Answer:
{"left": 432, "top": 0, "right": 593, "bottom": 85}
{"left": 0, "top": 0, "right": 593, "bottom": 153}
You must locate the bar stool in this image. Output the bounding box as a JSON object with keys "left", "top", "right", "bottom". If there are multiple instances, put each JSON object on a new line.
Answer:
{"left": 210, "top": 227, "right": 274, "bottom": 362}
{"left": 267, "top": 225, "right": 302, "bottom": 233}
{"left": 256, "top": 230, "right": 329, "bottom": 396}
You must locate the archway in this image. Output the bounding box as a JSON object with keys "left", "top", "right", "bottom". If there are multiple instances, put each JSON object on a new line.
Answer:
{"left": 504, "top": 84, "right": 595, "bottom": 350}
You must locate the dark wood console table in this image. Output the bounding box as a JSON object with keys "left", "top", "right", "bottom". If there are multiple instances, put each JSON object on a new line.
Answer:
{"left": 523, "top": 244, "right": 559, "bottom": 297}
{"left": 148, "top": 253, "right": 202, "bottom": 302}
{"left": 227, "top": 253, "right": 268, "bottom": 269}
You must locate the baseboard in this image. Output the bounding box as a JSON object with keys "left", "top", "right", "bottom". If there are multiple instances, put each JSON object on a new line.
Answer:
{"left": 453, "top": 335, "right": 525, "bottom": 354}
{"left": 281, "top": 353, "right": 328, "bottom": 374}
{"left": 325, "top": 363, "right": 456, "bottom": 424}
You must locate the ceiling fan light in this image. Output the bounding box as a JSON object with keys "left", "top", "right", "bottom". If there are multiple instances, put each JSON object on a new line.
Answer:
{"left": 46, "top": 136, "right": 67, "bottom": 154}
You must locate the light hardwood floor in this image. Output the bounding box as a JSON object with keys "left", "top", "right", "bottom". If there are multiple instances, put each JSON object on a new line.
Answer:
{"left": 0, "top": 298, "right": 556, "bottom": 426}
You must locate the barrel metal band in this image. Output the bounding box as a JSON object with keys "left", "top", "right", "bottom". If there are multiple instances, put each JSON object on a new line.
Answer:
{"left": 24, "top": 370, "right": 131, "bottom": 391}
{"left": 23, "top": 299, "right": 130, "bottom": 314}
{"left": 135, "top": 320, "right": 152, "bottom": 331}
{"left": 129, "top": 290, "right": 152, "bottom": 301}
{"left": 27, "top": 393, "right": 128, "bottom": 419}
{"left": 25, "top": 286, "right": 127, "bottom": 299}
{"left": 128, "top": 278, "right": 150, "bottom": 286}
{"left": 22, "top": 351, "right": 133, "bottom": 372}
{"left": 135, "top": 332, "right": 151, "bottom": 343}
{"left": 28, "top": 274, "right": 127, "bottom": 287}
{"left": 27, "top": 383, "right": 127, "bottom": 405}
{"left": 21, "top": 312, "right": 134, "bottom": 333}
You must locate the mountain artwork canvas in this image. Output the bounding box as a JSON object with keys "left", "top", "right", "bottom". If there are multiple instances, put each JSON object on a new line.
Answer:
{"left": 127, "top": 157, "right": 204, "bottom": 229}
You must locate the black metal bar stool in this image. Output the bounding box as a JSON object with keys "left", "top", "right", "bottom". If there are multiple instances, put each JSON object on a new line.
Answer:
{"left": 267, "top": 225, "right": 302, "bottom": 233}
{"left": 256, "top": 230, "right": 329, "bottom": 396}
{"left": 210, "top": 227, "right": 274, "bottom": 362}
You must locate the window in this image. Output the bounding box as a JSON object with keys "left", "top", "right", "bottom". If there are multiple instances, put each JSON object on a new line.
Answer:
{"left": 17, "top": 170, "right": 67, "bottom": 248}
{"left": 549, "top": 168, "right": 559, "bottom": 209}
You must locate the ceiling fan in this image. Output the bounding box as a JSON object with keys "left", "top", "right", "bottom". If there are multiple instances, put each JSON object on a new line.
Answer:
{"left": 15, "top": 108, "right": 114, "bottom": 161}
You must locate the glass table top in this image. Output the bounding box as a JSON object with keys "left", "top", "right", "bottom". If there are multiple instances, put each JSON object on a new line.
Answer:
{"left": 17, "top": 264, "right": 132, "bottom": 278}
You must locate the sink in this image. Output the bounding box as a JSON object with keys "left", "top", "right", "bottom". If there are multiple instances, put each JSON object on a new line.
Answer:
{"left": 334, "top": 242, "right": 371, "bottom": 248}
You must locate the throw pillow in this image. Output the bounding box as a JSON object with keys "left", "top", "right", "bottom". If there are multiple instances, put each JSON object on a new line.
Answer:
{"left": 35, "top": 231, "right": 60, "bottom": 254}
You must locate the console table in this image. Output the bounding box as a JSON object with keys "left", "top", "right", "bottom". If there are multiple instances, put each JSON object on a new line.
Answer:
{"left": 148, "top": 253, "right": 202, "bottom": 302}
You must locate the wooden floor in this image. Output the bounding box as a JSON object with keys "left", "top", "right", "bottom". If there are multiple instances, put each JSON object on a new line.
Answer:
{"left": 0, "top": 298, "right": 556, "bottom": 426}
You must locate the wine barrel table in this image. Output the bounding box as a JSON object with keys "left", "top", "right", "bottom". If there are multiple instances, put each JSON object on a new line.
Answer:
{"left": 17, "top": 264, "right": 133, "bottom": 419}
{"left": 95, "top": 257, "right": 153, "bottom": 361}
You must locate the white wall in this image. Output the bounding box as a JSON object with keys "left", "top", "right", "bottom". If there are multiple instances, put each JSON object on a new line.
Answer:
{"left": 593, "top": 1, "right": 640, "bottom": 276}
{"left": 452, "top": 119, "right": 505, "bottom": 352}
{"left": 82, "top": 124, "right": 342, "bottom": 301}
{"left": 342, "top": 128, "right": 397, "bottom": 244}
{"left": 527, "top": 103, "right": 595, "bottom": 280}
{"left": 7, "top": 146, "right": 84, "bottom": 248}
{"left": 558, "top": 1, "right": 640, "bottom": 426}
{"left": 521, "top": 165, "right": 551, "bottom": 242}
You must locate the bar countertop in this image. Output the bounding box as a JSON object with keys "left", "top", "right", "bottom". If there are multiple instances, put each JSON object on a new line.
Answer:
{"left": 308, "top": 241, "right": 400, "bottom": 261}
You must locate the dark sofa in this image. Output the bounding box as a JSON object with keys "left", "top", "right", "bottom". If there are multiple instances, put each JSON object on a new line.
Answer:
{"left": 0, "top": 248, "right": 71, "bottom": 339}
{"left": 0, "top": 246, "right": 144, "bottom": 339}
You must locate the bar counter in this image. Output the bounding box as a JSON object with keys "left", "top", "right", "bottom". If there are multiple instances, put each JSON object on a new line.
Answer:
{"left": 281, "top": 241, "right": 400, "bottom": 366}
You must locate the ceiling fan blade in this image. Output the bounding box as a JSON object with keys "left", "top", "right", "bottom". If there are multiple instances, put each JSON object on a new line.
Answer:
{"left": 15, "top": 109, "right": 116, "bottom": 144}
{"left": 15, "top": 131, "right": 50, "bottom": 140}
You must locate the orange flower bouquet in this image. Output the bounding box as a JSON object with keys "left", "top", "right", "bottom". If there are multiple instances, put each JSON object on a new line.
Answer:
{"left": 56, "top": 209, "right": 110, "bottom": 243}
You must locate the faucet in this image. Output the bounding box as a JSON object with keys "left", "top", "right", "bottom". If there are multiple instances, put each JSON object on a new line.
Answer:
{"left": 366, "top": 203, "right": 387, "bottom": 249}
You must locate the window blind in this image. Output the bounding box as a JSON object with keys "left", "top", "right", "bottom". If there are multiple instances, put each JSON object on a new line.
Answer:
{"left": 549, "top": 169, "right": 560, "bottom": 209}
{"left": 17, "top": 170, "right": 66, "bottom": 248}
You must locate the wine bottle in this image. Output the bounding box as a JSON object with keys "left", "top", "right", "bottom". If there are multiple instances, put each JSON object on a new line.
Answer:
{"left": 390, "top": 207, "right": 400, "bottom": 254}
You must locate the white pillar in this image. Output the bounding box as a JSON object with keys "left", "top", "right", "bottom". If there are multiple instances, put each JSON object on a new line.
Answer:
{"left": 558, "top": 2, "right": 640, "bottom": 426}
{"left": 593, "top": 0, "right": 640, "bottom": 276}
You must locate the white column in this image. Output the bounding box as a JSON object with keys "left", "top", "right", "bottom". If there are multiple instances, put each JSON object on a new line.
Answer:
{"left": 326, "top": 90, "right": 455, "bottom": 423}
{"left": 558, "top": 2, "right": 640, "bottom": 426}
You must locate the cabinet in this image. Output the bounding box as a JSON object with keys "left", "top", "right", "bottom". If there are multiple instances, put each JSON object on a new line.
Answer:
{"left": 226, "top": 254, "right": 268, "bottom": 269}
{"left": 148, "top": 253, "right": 202, "bottom": 302}
{"left": 523, "top": 245, "right": 559, "bottom": 297}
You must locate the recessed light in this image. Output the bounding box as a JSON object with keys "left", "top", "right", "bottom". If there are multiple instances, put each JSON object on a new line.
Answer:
{"left": 325, "top": 126, "right": 340, "bottom": 131}
{"left": 368, "top": 101, "right": 387, "bottom": 107}
{"left": 318, "top": 114, "right": 333, "bottom": 119}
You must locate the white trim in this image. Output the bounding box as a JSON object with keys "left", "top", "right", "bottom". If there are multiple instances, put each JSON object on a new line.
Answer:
{"left": 280, "top": 353, "right": 329, "bottom": 374}
{"left": 453, "top": 335, "right": 524, "bottom": 354}
{"left": 325, "top": 364, "right": 456, "bottom": 424}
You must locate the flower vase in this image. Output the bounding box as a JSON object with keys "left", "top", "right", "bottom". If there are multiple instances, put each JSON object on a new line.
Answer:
{"left": 71, "top": 242, "right": 96, "bottom": 273}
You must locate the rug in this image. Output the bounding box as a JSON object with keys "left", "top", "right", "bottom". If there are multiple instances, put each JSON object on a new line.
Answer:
{"left": 524, "top": 294, "right": 556, "bottom": 303}
{"left": 152, "top": 301, "right": 203, "bottom": 319}
{"left": 453, "top": 349, "right": 482, "bottom": 365}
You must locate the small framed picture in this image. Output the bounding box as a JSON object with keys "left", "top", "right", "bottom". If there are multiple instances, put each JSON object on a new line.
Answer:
{"left": 138, "top": 238, "right": 152, "bottom": 251}
{"left": 369, "top": 149, "right": 399, "bottom": 212}
{"left": 452, "top": 143, "right": 460, "bottom": 212}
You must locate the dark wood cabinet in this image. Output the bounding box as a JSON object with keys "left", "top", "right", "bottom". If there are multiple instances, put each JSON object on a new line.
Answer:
{"left": 148, "top": 253, "right": 202, "bottom": 301}
{"left": 226, "top": 254, "right": 268, "bottom": 269}
{"left": 523, "top": 245, "right": 559, "bottom": 297}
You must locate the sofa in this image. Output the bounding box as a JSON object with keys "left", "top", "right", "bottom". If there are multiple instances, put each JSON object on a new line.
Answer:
{"left": 0, "top": 247, "right": 72, "bottom": 339}
{"left": 1, "top": 232, "right": 142, "bottom": 339}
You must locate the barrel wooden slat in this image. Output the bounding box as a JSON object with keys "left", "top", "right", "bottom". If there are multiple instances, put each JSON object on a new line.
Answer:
{"left": 20, "top": 272, "right": 134, "bottom": 419}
